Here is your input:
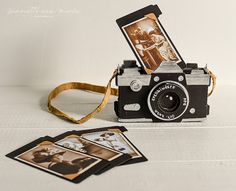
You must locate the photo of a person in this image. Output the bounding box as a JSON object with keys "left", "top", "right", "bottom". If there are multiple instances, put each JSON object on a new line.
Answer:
{"left": 94, "top": 132, "right": 126, "bottom": 152}
{"left": 16, "top": 143, "right": 100, "bottom": 180}
{"left": 81, "top": 131, "right": 142, "bottom": 158}
{"left": 123, "top": 17, "right": 180, "bottom": 71}
{"left": 150, "top": 33, "right": 178, "bottom": 61}
{"left": 56, "top": 136, "right": 122, "bottom": 161}
{"left": 57, "top": 138, "right": 86, "bottom": 153}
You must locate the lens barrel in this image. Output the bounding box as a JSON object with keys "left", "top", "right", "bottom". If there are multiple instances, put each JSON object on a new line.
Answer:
{"left": 147, "top": 81, "right": 189, "bottom": 121}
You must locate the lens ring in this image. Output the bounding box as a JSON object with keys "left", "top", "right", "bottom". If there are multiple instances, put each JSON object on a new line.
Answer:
{"left": 147, "top": 81, "right": 189, "bottom": 121}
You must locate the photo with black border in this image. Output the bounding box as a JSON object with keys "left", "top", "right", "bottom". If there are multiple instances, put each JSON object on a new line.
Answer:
{"left": 116, "top": 4, "right": 185, "bottom": 73}
{"left": 53, "top": 132, "right": 131, "bottom": 174}
{"left": 69, "top": 126, "right": 147, "bottom": 164}
{"left": 6, "top": 136, "right": 108, "bottom": 183}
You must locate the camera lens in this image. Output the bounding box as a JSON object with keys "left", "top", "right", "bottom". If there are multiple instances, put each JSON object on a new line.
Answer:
{"left": 147, "top": 81, "right": 189, "bottom": 121}
{"left": 158, "top": 92, "right": 180, "bottom": 112}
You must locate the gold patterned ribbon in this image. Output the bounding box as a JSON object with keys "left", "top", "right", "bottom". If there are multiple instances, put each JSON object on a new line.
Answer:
{"left": 208, "top": 70, "right": 217, "bottom": 97}
{"left": 48, "top": 69, "right": 118, "bottom": 124}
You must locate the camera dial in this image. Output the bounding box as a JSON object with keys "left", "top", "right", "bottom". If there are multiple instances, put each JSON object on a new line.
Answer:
{"left": 147, "top": 81, "right": 189, "bottom": 121}
{"left": 130, "top": 80, "right": 142, "bottom": 92}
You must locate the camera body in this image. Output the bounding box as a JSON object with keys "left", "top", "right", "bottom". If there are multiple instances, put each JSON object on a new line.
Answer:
{"left": 114, "top": 60, "right": 210, "bottom": 122}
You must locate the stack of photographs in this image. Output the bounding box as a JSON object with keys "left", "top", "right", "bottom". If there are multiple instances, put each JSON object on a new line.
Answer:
{"left": 6, "top": 126, "right": 147, "bottom": 183}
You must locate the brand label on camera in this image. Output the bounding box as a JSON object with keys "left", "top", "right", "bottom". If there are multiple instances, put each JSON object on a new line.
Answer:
{"left": 151, "top": 85, "right": 175, "bottom": 101}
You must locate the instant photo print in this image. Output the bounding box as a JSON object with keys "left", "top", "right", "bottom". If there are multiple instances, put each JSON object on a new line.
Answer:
{"left": 116, "top": 5, "right": 185, "bottom": 73}
{"left": 53, "top": 131, "right": 131, "bottom": 174}
{"left": 70, "top": 126, "right": 148, "bottom": 164}
{"left": 6, "top": 137, "right": 108, "bottom": 183}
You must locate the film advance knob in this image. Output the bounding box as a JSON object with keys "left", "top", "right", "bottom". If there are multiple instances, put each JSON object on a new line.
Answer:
{"left": 130, "top": 80, "right": 142, "bottom": 92}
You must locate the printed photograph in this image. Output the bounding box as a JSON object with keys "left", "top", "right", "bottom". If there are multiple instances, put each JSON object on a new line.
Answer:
{"left": 56, "top": 136, "right": 122, "bottom": 161}
{"left": 81, "top": 131, "right": 141, "bottom": 158}
{"left": 123, "top": 17, "right": 181, "bottom": 71}
{"left": 16, "top": 142, "right": 101, "bottom": 180}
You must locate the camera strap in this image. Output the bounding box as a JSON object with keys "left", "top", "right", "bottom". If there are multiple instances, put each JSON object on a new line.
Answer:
{"left": 208, "top": 70, "right": 217, "bottom": 96}
{"left": 47, "top": 69, "right": 216, "bottom": 125}
{"left": 47, "top": 69, "right": 118, "bottom": 124}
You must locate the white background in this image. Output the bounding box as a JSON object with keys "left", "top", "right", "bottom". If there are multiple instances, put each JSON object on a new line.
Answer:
{"left": 0, "top": 0, "right": 236, "bottom": 86}
{"left": 1, "top": 1, "right": 236, "bottom": 191}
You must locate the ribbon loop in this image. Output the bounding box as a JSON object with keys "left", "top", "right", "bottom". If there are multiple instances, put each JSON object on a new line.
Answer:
{"left": 48, "top": 69, "right": 118, "bottom": 124}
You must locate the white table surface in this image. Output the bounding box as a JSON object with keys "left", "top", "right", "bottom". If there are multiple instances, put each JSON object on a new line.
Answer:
{"left": 1, "top": 85, "right": 236, "bottom": 191}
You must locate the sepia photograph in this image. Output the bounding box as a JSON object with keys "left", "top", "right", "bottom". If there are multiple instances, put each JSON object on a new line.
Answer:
{"left": 123, "top": 17, "right": 181, "bottom": 71}
{"left": 81, "top": 131, "right": 142, "bottom": 158}
{"left": 56, "top": 135, "right": 123, "bottom": 161}
{"left": 16, "top": 142, "right": 101, "bottom": 180}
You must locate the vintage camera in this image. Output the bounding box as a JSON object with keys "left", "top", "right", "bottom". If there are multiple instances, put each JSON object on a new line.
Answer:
{"left": 114, "top": 60, "right": 210, "bottom": 122}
